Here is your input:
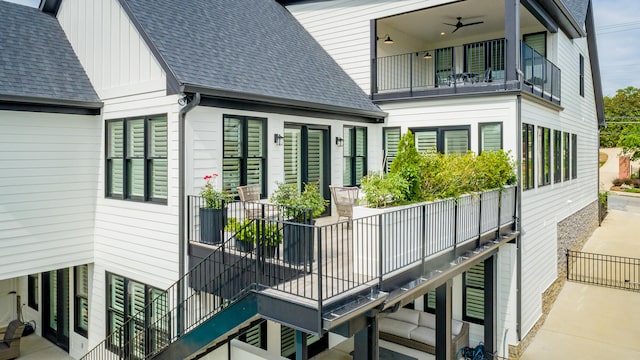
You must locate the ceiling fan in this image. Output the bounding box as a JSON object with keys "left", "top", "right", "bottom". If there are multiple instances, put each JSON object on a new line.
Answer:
{"left": 443, "top": 17, "right": 484, "bottom": 33}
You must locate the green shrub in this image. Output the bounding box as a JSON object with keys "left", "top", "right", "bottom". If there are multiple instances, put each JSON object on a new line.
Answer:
{"left": 361, "top": 172, "right": 408, "bottom": 208}
{"left": 389, "top": 131, "right": 423, "bottom": 201}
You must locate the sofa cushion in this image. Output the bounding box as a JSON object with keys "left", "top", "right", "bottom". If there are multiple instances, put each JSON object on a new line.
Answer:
{"left": 418, "top": 311, "right": 436, "bottom": 328}
{"left": 452, "top": 319, "right": 464, "bottom": 336}
{"left": 408, "top": 326, "right": 436, "bottom": 346}
{"left": 387, "top": 308, "right": 420, "bottom": 324}
{"left": 379, "top": 318, "right": 418, "bottom": 338}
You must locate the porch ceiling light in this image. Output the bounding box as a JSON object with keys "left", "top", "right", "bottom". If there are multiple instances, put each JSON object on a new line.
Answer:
{"left": 377, "top": 34, "right": 394, "bottom": 44}
{"left": 423, "top": 52, "right": 433, "bottom": 59}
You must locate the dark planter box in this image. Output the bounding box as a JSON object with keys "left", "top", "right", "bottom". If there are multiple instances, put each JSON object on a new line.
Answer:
{"left": 236, "top": 239, "right": 255, "bottom": 253}
{"left": 200, "top": 207, "right": 227, "bottom": 245}
{"left": 283, "top": 222, "right": 314, "bottom": 266}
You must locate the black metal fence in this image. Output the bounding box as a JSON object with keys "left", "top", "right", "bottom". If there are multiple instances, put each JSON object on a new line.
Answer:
{"left": 83, "top": 187, "right": 517, "bottom": 359}
{"left": 567, "top": 250, "right": 640, "bottom": 291}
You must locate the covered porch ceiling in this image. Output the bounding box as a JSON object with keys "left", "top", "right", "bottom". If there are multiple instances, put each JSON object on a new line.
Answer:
{"left": 377, "top": 0, "right": 544, "bottom": 51}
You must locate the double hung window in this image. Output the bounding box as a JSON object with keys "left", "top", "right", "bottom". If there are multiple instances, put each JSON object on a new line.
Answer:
{"left": 383, "top": 127, "right": 401, "bottom": 173}
{"left": 106, "top": 116, "right": 167, "bottom": 203}
{"left": 522, "top": 124, "right": 535, "bottom": 190}
{"left": 74, "top": 265, "right": 89, "bottom": 337}
{"left": 343, "top": 127, "right": 367, "bottom": 186}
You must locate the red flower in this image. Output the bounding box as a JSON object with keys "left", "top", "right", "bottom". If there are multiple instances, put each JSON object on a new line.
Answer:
{"left": 212, "top": 173, "right": 219, "bottom": 177}
{"left": 204, "top": 175, "right": 212, "bottom": 180}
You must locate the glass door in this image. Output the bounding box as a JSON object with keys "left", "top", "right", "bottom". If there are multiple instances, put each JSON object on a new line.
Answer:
{"left": 284, "top": 125, "right": 329, "bottom": 214}
{"left": 43, "top": 269, "right": 69, "bottom": 352}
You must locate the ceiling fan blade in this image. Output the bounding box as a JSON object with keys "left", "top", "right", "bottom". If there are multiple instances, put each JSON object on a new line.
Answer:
{"left": 463, "top": 21, "right": 484, "bottom": 27}
{"left": 443, "top": 22, "right": 458, "bottom": 27}
{"left": 452, "top": 27, "right": 459, "bottom": 33}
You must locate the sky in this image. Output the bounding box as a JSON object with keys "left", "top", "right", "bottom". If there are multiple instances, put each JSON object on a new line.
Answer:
{"left": 2, "top": 0, "right": 639, "bottom": 97}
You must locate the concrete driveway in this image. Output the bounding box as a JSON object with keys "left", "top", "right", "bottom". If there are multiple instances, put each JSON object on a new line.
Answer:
{"left": 520, "top": 208, "right": 640, "bottom": 359}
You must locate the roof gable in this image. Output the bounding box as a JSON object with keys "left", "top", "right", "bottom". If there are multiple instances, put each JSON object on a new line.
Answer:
{"left": 560, "top": 0, "right": 589, "bottom": 27}
{"left": 0, "top": 0, "right": 99, "bottom": 107}
{"left": 121, "top": 0, "right": 382, "bottom": 117}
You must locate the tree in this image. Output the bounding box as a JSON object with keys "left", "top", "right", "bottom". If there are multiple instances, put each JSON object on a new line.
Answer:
{"left": 601, "top": 86, "right": 640, "bottom": 148}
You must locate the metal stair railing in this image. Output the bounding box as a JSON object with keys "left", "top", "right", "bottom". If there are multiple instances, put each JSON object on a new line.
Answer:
{"left": 81, "top": 216, "right": 259, "bottom": 360}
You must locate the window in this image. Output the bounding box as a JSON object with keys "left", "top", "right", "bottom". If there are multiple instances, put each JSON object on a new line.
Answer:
{"left": 281, "top": 325, "right": 327, "bottom": 359}
{"left": 106, "top": 116, "right": 168, "bottom": 203}
{"left": 28, "top": 274, "right": 38, "bottom": 310}
{"left": 523, "top": 32, "right": 546, "bottom": 57}
{"left": 479, "top": 123, "right": 502, "bottom": 153}
{"left": 563, "top": 132, "right": 570, "bottom": 181}
{"left": 554, "top": 130, "right": 562, "bottom": 183}
{"left": 412, "top": 126, "right": 470, "bottom": 154}
{"left": 343, "top": 126, "right": 367, "bottom": 186}
{"left": 464, "top": 39, "right": 505, "bottom": 82}
{"left": 424, "top": 290, "right": 436, "bottom": 313}
{"left": 579, "top": 54, "right": 585, "bottom": 97}
{"left": 106, "top": 273, "right": 167, "bottom": 357}
{"left": 572, "top": 134, "right": 578, "bottom": 179}
{"left": 383, "top": 127, "right": 401, "bottom": 172}
{"left": 223, "top": 115, "right": 266, "bottom": 196}
{"left": 522, "top": 124, "right": 535, "bottom": 190}
{"left": 538, "top": 127, "right": 551, "bottom": 186}
{"left": 463, "top": 262, "right": 485, "bottom": 323}
{"left": 75, "top": 265, "right": 89, "bottom": 337}
{"left": 239, "top": 322, "right": 267, "bottom": 350}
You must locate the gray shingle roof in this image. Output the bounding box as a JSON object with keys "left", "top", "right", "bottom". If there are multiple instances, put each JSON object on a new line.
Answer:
{"left": 123, "top": 0, "right": 383, "bottom": 117}
{"left": 560, "top": 0, "right": 589, "bottom": 26}
{"left": 0, "top": 1, "right": 99, "bottom": 105}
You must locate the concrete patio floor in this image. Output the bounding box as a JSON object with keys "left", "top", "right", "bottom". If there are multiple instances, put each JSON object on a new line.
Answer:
{"left": 16, "top": 333, "right": 73, "bottom": 360}
{"left": 521, "top": 207, "right": 640, "bottom": 360}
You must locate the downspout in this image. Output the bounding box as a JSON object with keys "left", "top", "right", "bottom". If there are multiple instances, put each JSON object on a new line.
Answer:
{"left": 177, "top": 92, "right": 199, "bottom": 337}
{"left": 179, "top": 93, "right": 200, "bottom": 278}
{"left": 516, "top": 94, "right": 522, "bottom": 343}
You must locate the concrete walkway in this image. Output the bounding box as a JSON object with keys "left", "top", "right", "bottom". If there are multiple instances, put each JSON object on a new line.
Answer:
{"left": 521, "top": 208, "right": 640, "bottom": 360}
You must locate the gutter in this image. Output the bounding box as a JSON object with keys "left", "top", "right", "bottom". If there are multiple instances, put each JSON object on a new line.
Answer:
{"left": 178, "top": 93, "right": 201, "bottom": 279}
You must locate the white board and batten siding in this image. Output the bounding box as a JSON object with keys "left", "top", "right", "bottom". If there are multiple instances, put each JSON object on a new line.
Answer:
{"left": 519, "top": 34, "right": 598, "bottom": 336}
{"left": 287, "top": 0, "right": 459, "bottom": 94}
{"left": 56, "top": 0, "right": 166, "bottom": 100}
{"left": 0, "top": 111, "right": 100, "bottom": 280}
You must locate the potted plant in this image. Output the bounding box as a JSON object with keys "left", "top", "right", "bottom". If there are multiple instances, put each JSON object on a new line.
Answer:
{"left": 234, "top": 219, "right": 256, "bottom": 252}
{"left": 199, "top": 173, "right": 233, "bottom": 244}
{"left": 258, "top": 222, "right": 281, "bottom": 258}
{"left": 270, "top": 182, "right": 327, "bottom": 265}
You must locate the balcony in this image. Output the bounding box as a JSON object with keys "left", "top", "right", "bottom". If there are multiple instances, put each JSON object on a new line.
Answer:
{"left": 372, "top": 0, "right": 561, "bottom": 104}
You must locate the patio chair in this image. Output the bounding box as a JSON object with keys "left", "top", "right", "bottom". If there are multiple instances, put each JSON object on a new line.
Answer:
{"left": 0, "top": 320, "right": 25, "bottom": 360}
{"left": 330, "top": 186, "right": 359, "bottom": 221}
{"left": 237, "top": 184, "right": 278, "bottom": 219}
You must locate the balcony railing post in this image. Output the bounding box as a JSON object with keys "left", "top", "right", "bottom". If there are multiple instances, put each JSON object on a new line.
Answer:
{"left": 496, "top": 188, "right": 502, "bottom": 239}
{"left": 453, "top": 200, "right": 458, "bottom": 249}
{"left": 409, "top": 53, "right": 413, "bottom": 96}
{"left": 477, "top": 192, "right": 483, "bottom": 247}
{"left": 317, "top": 226, "right": 323, "bottom": 312}
{"left": 421, "top": 204, "right": 427, "bottom": 272}
{"left": 378, "top": 213, "right": 384, "bottom": 287}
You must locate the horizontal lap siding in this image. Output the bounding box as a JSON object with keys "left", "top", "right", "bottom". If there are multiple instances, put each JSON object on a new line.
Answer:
{"left": 0, "top": 111, "right": 100, "bottom": 279}
{"left": 287, "top": 0, "right": 458, "bottom": 94}
{"left": 519, "top": 33, "right": 598, "bottom": 336}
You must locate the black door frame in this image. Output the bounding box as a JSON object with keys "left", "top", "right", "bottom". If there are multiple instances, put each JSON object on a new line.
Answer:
{"left": 42, "top": 268, "right": 70, "bottom": 352}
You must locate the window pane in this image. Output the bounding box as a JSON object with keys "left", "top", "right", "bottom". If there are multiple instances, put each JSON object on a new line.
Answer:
{"left": 564, "top": 132, "right": 570, "bottom": 181}
{"left": 223, "top": 158, "right": 241, "bottom": 193}
{"left": 76, "top": 265, "right": 88, "bottom": 297}
{"left": 284, "top": 128, "right": 301, "bottom": 186}
{"left": 150, "top": 159, "right": 168, "bottom": 199}
{"left": 110, "top": 159, "right": 124, "bottom": 196}
{"left": 464, "top": 263, "right": 484, "bottom": 322}
{"left": 554, "top": 130, "right": 562, "bottom": 183}
{"left": 127, "top": 119, "right": 145, "bottom": 157}
{"left": 224, "top": 117, "right": 242, "bottom": 158}
{"left": 355, "top": 157, "right": 365, "bottom": 186}
{"left": 128, "top": 159, "right": 145, "bottom": 197}
{"left": 246, "top": 159, "right": 263, "bottom": 189}
{"left": 78, "top": 298, "right": 89, "bottom": 332}
{"left": 465, "top": 43, "right": 485, "bottom": 76}
{"left": 444, "top": 130, "right": 469, "bottom": 154}
{"left": 572, "top": 134, "right": 577, "bottom": 179}
{"left": 524, "top": 33, "right": 546, "bottom": 57}
{"left": 308, "top": 130, "right": 324, "bottom": 192}
{"left": 148, "top": 117, "right": 167, "bottom": 158}
{"left": 108, "top": 121, "right": 124, "bottom": 158}
{"left": 480, "top": 123, "right": 501, "bottom": 152}
{"left": 343, "top": 160, "right": 352, "bottom": 186}
{"left": 415, "top": 131, "right": 437, "bottom": 153}
{"left": 343, "top": 128, "right": 353, "bottom": 157}
{"left": 355, "top": 128, "right": 366, "bottom": 157}
{"left": 247, "top": 119, "right": 263, "bottom": 157}
{"left": 383, "top": 128, "right": 401, "bottom": 172}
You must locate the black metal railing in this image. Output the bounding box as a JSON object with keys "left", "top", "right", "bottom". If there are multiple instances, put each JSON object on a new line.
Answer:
{"left": 521, "top": 42, "right": 561, "bottom": 104}
{"left": 374, "top": 39, "right": 507, "bottom": 95}
{"left": 84, "top": 187, "right": 517, "bottom": 359}
{"left": 567, "top": 250, "right": 640, "bottom": 291}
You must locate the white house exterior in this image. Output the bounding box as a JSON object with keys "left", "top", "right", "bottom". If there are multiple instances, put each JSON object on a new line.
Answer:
{"left": 0, "top": 0, "right": 603, "bottom": 359}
